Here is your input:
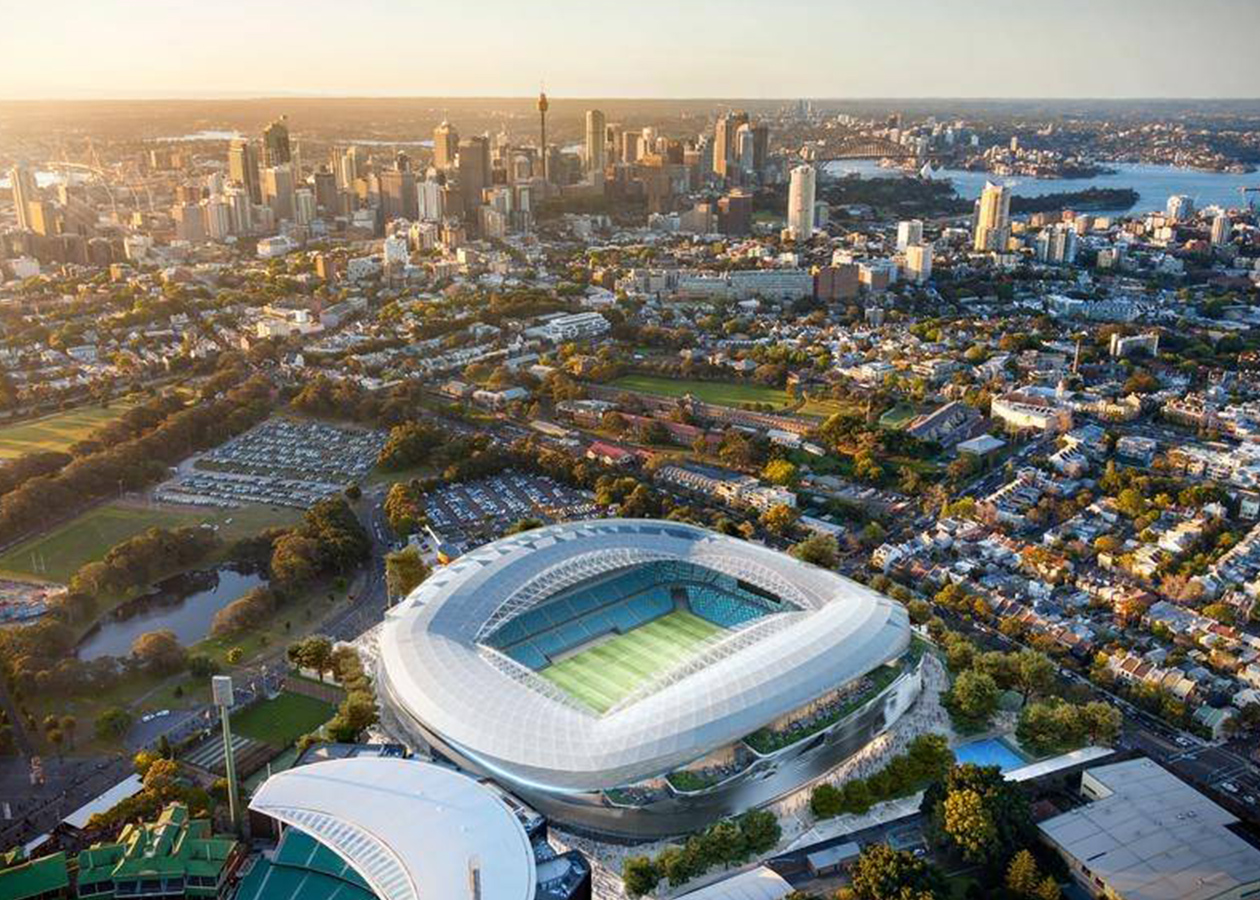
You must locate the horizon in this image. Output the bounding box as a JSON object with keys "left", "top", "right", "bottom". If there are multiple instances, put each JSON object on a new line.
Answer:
{"left": 2, "top": 0, "right": 1258, "bottom": 101}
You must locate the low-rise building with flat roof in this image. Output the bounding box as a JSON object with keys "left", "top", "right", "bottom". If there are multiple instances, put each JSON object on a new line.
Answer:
{"left": 1038, "top": 757, "right": 1260, "bottom": 900}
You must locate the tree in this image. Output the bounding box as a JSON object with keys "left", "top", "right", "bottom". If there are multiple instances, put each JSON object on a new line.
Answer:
{"left": 760, "top": 503, "right": 799, "bottom": 536}
{"left": 923, "top": 764, "right": 1032, "bottom": 869}
{"left": 59, "top": 715, "right": 77, "bottom": 749}
{"left": 1012, "top": 650, "right": 1056, "bottom": 707}
{"left": 142, "top": 757, "right": 180, "bottom": 800}
{"left": 791, "top": 533, "right": 839, "bottom": 568}
{"left": 762, "top": 459, "right": 799, "bottom": 486}
{"left": 943, "top": 788, "right": 998, "bottom": 864}
{"left": 131, "top": 630, "right": 187, "bottom": 674}
{"left": 947, "top": 670, "right": 1000, "bottom": 727}
{"left": 850, "top": 844, "right": 946, "bottom": 900}
{"left": 622, "top": 856, "right": 660, "bottom": 898}
{"left": 95, "top": 707, "right": 133, "bottom": 742}
{"left": 288, "top": 635, "right": 334, "bottom": 682}
{"left": 225, "top": 647, "right": 243, "bottom": 665}
{"left": 1006, "top": 849, "right": 1041, "bottom": 896}
{"left": 385, "top": 545, "right": 430, "bottom": 600}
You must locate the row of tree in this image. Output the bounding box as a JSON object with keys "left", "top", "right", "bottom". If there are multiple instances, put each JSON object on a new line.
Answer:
{"left": 0, "top": 375, "right": 271, "bottom": 546}
{"left": 621, "top": 810, "right": 781, "bottom": 896}
{"left": 810, "top": 734, "right": 953, "bottom": 819}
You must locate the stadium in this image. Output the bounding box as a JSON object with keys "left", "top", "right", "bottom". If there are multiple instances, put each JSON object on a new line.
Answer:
{"left": 378, "top": 519, "right": 921, "bottom": 840}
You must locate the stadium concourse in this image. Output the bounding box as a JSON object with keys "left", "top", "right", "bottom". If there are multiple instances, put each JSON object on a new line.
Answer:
{"left": 379, "top": 519, "right": 922, "bottom": 840}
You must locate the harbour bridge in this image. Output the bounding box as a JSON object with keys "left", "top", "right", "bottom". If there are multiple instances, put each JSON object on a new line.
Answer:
{"left": 808, "top": 136, "right": 918, "bottom": 162}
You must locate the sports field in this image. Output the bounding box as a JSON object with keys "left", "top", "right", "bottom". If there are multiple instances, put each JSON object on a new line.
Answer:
{"left": 540, "top": 610, "right": 721, "bottom": 714}
{"left": 0, "top": 501, "right": 301, "bottom": 583}
{"left": 231, "top": 691, "right": 336, "bottom": 747}
{"left": 0, "top": 402, "right": 136, "bottom": 459}
{"left": 610, "top": 375, "right": 792, "bottom": 410}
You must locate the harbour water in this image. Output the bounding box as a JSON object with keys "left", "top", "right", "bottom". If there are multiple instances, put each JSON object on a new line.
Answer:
{"left": 823, "top": 159, "right": 1259, "bottom": 216}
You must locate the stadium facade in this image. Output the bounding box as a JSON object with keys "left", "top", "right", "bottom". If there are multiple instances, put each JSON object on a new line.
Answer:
{"left": 379, "top": 519, "right": 920, "bottom": 840}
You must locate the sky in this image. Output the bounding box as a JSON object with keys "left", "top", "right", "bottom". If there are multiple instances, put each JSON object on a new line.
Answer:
{"left": 0, "top": 0, "right": 1257, "bottom": 100}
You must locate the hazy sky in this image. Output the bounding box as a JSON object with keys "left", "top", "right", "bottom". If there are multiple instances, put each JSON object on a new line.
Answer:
{"left": 1, "top": 0, "right": 1256, "bottom": 100}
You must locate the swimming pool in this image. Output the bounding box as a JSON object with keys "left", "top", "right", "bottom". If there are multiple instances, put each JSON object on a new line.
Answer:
{"left": 952, "top": 737, "right": 1028, "bottom": 772}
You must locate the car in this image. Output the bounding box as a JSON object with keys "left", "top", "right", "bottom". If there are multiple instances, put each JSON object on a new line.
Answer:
{"left": 1221, "top": 782, "right": 1239, "bottom": 794}
{"left": 1174, "top": 736, "right": 1191, "bottom": 747}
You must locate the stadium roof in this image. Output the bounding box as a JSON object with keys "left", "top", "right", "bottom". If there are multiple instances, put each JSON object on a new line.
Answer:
{"left": 380, "top": 519, "right": 910, "bottom": 791}
{"left": 676, "top": 867, "right": 793, "bottom": 900}
{"left": 249, "top": 758, "right": 536, "bottom": 900}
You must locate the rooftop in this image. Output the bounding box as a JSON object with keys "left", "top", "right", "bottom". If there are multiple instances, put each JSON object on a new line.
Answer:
{"left": 1038, "top": 757, "right": 1260, "bottom": 900}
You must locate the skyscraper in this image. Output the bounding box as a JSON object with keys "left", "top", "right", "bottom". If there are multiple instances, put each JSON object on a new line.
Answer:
{"left": 228, "top": 141, "right": 261, "bottom": 205}
{"left": 585, "top": 109, "right": 607, "bottom": 175}
{"left": 973, "top": 181, "right": 1011, "bottom": 252}
{"left": 713, "top": 111, "right": 749, "bottom": 179}
{"left": 262, "top": 116, "right": 291, "bottom": 167}
{"left": 8, "top": 165, "right": 38, "bottom": 231}
{"left": 537, "top": 92, "right": 550, "bottom": 182}
{"left": 312, "top": 167, "right": 338, "bottom": 215}
{"left": 1211, "top": 213, "right": 1230, "bottom": 245}
{"left": 458, "top": 136, "right": 491, "bottom": 228}
{"left": 621, "top": 131, "right": 641, "bottom": 164}
{"left": 787, "top": 164, "right": 816, "bottom": 240}
{"left": 261, "top": 164, "right": 295, "bottom": 222}
{"left": 380, "top": 168, "right": 418, "bottom": 222}
{"left": 1166, "top": 194, "right": 1194, "bottom": 222}
{"left": 896, "top": 220, "right": 923, "bottom": 251}
{"left": 434, "top": 121, "right": 459, "bottom": 171}
{"left": 905, "top": 243, "right": 933, "bottom": 283}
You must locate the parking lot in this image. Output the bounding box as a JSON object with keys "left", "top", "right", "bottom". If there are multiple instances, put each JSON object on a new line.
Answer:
{"left": 155, "top": 418, "right": 386, "bottom": 510}
{"left": 424, "top": 470, "right": 598, "bottom": 546}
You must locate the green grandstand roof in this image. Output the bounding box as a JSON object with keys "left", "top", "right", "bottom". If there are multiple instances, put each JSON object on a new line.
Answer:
{"left": 0, "top": 851, "right": 70, "bottom": 900}
{"left": 78, "top": 802, "right": 239, "bottom": 886}
{"left": 235, "top": 829, "right": 377, "bottom": 900}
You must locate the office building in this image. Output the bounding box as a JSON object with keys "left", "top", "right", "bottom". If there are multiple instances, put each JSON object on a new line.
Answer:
{"left": 1039, "top": 758, "right": 1260, "bottom": 900}
{"left": 1210, "top": 213, "right": 1230, "bottom": 245}
{"left": 262, "top": 115, "right": 291, "bottom": 167}
{"left": 458, "top": 135, "right": 491, "bottom": 228}
{"left": 585, "top": 109, "right": 606, "bottom": 174}
{"left": 380, "top": 168, "right": 418, "bottom": 222}
{"left": 718, "top": 189, "right": 753, "bottom": 236}
{"left": 787, "top": 164, "right": 816, "bottom": 239}
{"left": 713, "top": 111, "right": 749, "bottom": 179}
{"left": 8, "top": 165, "right": 38, "bottom": 231}
{"left": 1166, "top": 194, "right": 1194, "bottom": 222}
{"left": 228, "top": 140, "right": 261, "bottom": 204}
{"left": 905, "top": 242, "right": 933, "bottom": 283}
{"left": 312, "top": 167, "right": 338, "bottom": 215}
{"left": 896, "top": 219, "right": 923, "bottom": 251}
{"left": 621, "top": 131, "right": 641, "bottom": 164}
{"left": 336, "top": 145, "right": 362, "bottom": 190}
{"left": 417, "top": 175, "right": 444, "bottom": 222}
{"left": 294, "top": 187, "right": 316, "bottom": 226}
{"left": 433, "top": 120, "right": 458, "bottom": 171}
{"left": 974, "top": 180, "right": 1011, "bottom": 252}
{"left": 262, "top": 164, "right": 295, "bottom": 223}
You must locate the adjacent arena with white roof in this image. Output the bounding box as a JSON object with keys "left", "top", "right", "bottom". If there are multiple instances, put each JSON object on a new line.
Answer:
{"left": 249, "top": 758, "right": 537, "bottom": 900}
{"left": 378, "top": 519, "right": 920, "bottom": 838}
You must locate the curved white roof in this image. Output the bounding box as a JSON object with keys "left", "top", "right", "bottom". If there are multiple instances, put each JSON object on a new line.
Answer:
{"left": 249, "top": 758, "right": 536, "bottom": 900}
{"left": 380, "top": 519, "right": 909, "bottom": 792}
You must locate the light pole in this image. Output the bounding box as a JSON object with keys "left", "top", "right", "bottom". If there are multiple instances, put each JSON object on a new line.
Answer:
{"left": 212, "top": 676, "right": 241, "bottom": 833}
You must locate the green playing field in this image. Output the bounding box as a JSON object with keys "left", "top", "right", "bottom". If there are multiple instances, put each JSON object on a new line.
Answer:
{"left": 539, "top": 610, "right": 722, "bottom": 714}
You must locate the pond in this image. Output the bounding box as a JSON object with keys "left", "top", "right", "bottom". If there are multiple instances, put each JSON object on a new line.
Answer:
{"left": 76, "top": 565, "right": 265, "bottom": 661}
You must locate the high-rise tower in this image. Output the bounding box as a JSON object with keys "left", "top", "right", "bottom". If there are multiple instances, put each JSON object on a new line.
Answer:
{"left": 585, "top": 109, "right": 606, "bottom": 175}
{"left": 537, "top": 91, "right": 550, "bottom": 183}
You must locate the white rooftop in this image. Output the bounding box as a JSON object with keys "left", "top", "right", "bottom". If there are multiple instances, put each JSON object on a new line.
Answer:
{"left": 676, "top": 866, "right": 793, "bottom": 900}
{"left": 249, "top": 758, "right": 536, "bottom": 900}
{"left": 1039, "top": 757, "right": 1260, "bottom": 900}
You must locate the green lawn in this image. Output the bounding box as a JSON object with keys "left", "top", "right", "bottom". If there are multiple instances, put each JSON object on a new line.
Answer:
{"left": 798, "top": 396, "right": 864, "bottom": 419}
{"left": 0, "top": 501, "right": 300, "bottom": 584}
{"left": 540, "top": 610, "right": 721, "bottom": 714}
{"left": 879, "top": 404, "right": 921, "bottom": 429}
{"left": 610, "top": 375, "right": 792, "bottom": 409}
{"left": 231, "top": 691, "right": 336, "bottom": 746}
{"left": 0, "top": 403, "right": 136, "bottom": 459}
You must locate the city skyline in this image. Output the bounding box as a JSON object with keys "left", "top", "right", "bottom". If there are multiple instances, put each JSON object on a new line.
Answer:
{"left": 1, "top": 0, "right": 1258, "bottom": 101}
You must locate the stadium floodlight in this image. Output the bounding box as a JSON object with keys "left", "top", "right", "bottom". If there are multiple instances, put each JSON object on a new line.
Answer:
{"left": 212, "top": 675, "right": 241, "bottom": 832}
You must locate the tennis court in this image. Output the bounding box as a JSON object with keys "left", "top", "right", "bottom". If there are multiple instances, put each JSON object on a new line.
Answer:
{"left": 540, "top": 609, "right": 721, "bottom": 713}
